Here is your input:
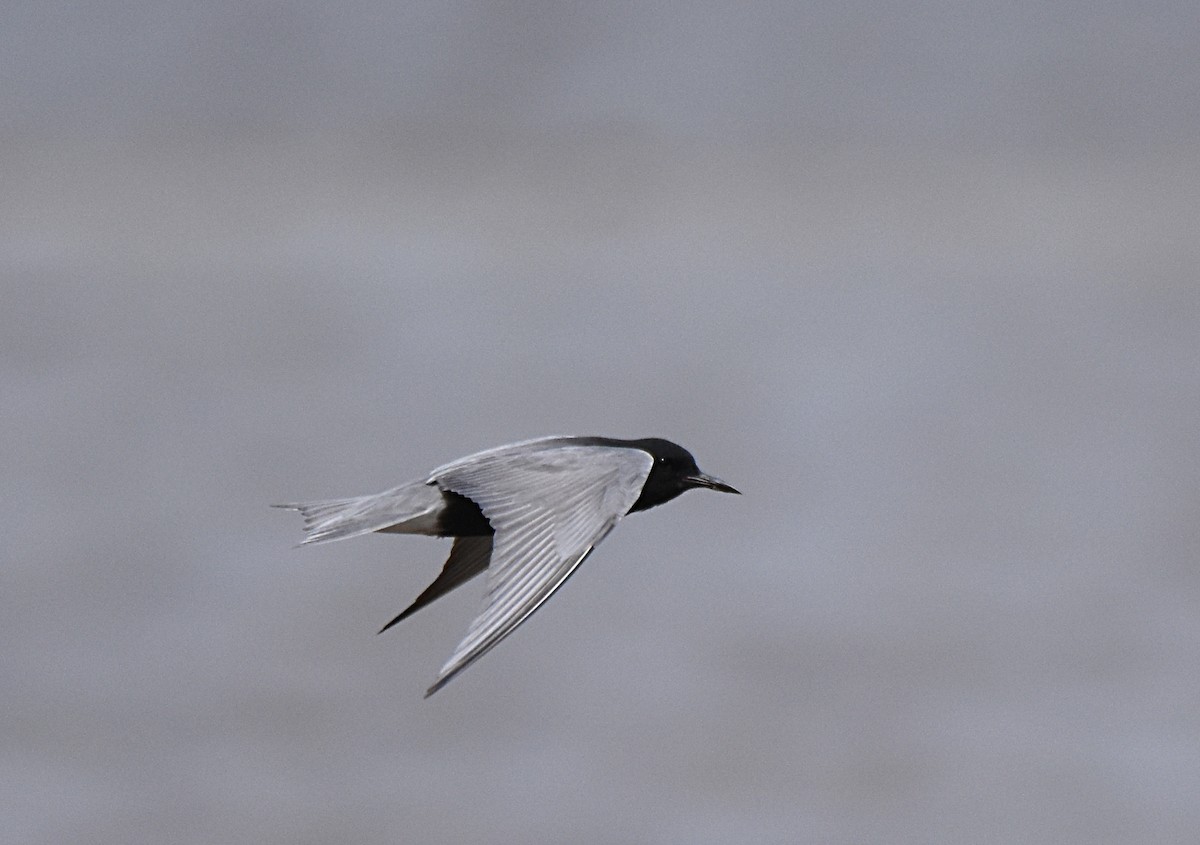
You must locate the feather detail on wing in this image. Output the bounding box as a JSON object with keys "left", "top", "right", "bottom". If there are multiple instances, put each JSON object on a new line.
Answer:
{"left": 424, "top": 444, "right": 654, "bottom": 695}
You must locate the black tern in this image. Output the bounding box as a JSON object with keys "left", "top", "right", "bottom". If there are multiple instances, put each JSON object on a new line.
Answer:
{"left": 275, "top": 436, "right": 739, "bottom": 696}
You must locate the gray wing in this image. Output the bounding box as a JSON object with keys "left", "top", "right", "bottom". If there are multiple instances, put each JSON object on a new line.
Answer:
{"left": 424, "top": 443, "right": 654, "bottom": 696}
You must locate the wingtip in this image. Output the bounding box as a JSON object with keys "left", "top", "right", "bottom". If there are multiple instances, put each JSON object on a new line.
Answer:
{"left": 377, "top": 613, "right": 406, "bottom": 636}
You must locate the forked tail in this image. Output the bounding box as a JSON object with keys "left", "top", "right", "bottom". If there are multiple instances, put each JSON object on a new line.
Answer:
{"left": 273, "top": 482, "right": 444, "bottom": 545}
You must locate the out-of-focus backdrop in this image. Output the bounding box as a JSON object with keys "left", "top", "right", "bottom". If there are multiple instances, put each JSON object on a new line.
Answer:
{"left": 5, "top": 3, "right": 1198, "bottom": 843}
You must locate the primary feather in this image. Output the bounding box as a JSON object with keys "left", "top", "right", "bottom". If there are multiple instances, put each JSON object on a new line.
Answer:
{"left": 426, "top": 443, "right": 653, "bottom": 695}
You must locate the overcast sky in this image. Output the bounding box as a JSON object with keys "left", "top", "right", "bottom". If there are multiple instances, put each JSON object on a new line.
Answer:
{"left": 5, "top": 3, "right": 1199, "bottom": 844}
{"left": 5, "top": 1, "right": 1199, "bottom": 149}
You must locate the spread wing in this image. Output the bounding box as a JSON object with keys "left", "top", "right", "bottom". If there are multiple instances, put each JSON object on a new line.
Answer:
{"left": 424, "top": 442, "right": 654, "bottom": 696}
{"left": 377, "top": 536, "right": 493, "bottom": 635}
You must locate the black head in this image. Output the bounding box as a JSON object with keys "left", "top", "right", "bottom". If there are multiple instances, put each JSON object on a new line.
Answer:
{"left": 627, "top": 438, "right": 740, "bottom": 513}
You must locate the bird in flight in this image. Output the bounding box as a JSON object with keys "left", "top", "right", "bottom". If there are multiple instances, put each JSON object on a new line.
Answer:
{"left": 275, "top": 436, "right": 739, "bottom": 696}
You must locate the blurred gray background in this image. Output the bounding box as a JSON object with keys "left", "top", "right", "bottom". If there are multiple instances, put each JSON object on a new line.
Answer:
{"left": 4, "top": 2, "right": 1198, "bottom": 843}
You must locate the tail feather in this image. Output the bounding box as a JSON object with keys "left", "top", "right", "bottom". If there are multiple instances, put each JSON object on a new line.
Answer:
{"left": 273, "top": 482, "right": 444, "bottom": 545}
{"left": 272, "top": 497, "right": 374, "bottom": 545}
